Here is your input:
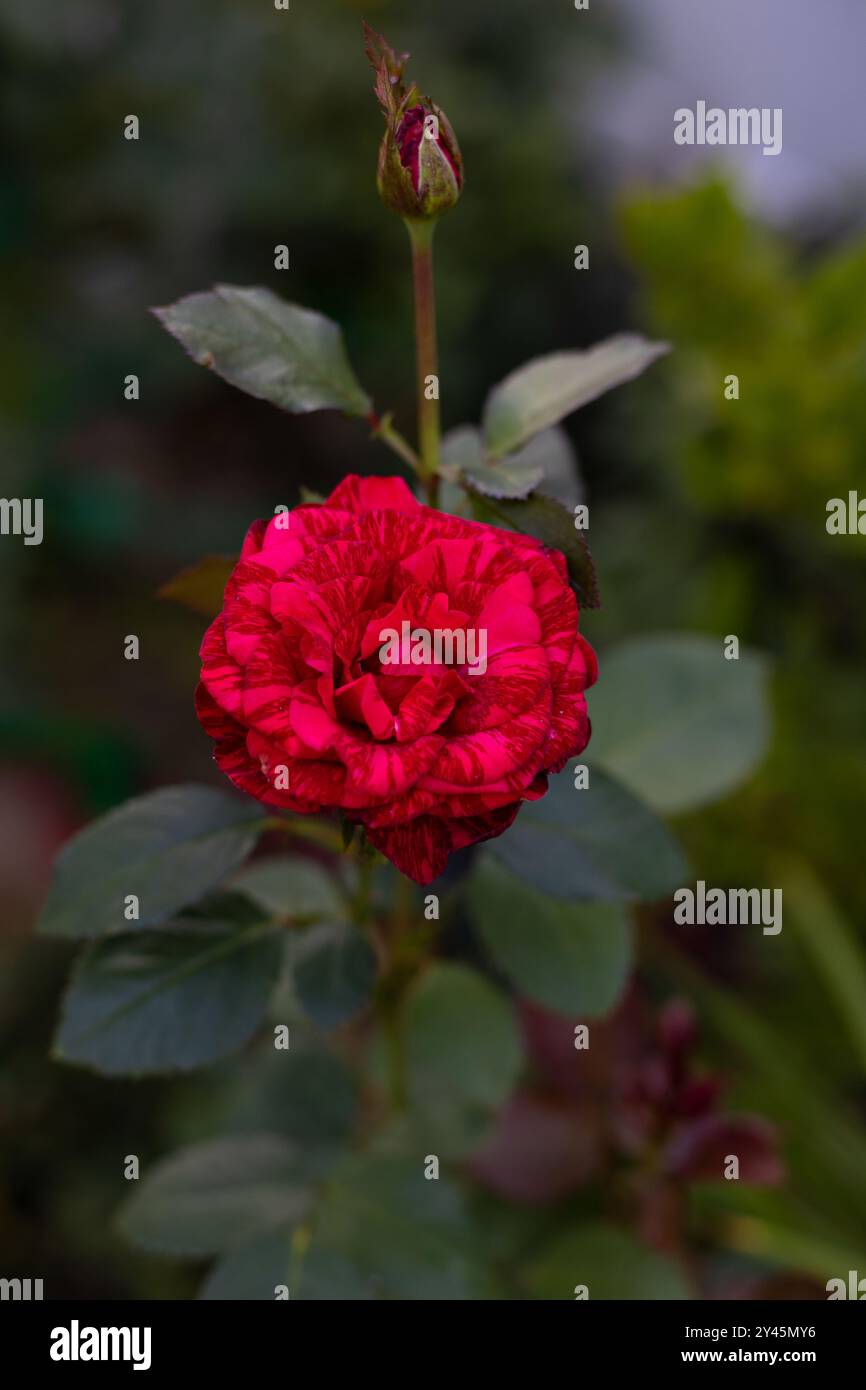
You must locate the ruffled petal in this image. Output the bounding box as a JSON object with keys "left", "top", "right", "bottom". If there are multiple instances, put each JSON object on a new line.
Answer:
{"left": 325, "top": 473, "right": 421, "bottom": 513}
{"left": 197, "top": 477, "right": 599, "bottom": 881}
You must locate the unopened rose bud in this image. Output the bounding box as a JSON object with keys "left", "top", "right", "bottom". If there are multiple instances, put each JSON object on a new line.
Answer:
{"left": 673, "top": 1075, "right": 723, "bottom": 1119}
{"left": 663, "top": 1113, "right": 784, "bottom": 1185}
{"left": 363, "top": 22, "right": 463, "bottom": 224}
{"left": 657, "top": 997, "right": 698, "bottom": 1058}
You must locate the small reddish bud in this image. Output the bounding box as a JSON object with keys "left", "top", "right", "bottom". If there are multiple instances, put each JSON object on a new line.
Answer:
{"left": 673, "top": 1075, "right": 724, "bottom": 1119}
{"left": 664, "top": 1113, "right": 785, "bottom": 1185}
{"left": 363, "top": 22, "right": 463, "bottom": 224}
{"left": 658, "top": 997, "right": 698, "bottom": 1057}
{"left": 636, "top": 1056, "right": 672, "bottom": 1106}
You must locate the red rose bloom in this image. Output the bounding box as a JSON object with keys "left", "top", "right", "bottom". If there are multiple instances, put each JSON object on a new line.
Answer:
{"left": 196, "top": 475, "right": 597, "bottom": 884}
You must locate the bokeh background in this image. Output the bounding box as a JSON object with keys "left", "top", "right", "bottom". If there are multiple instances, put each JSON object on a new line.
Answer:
{"left": 2, "top": 0, "right": 865, "bottom": 1298}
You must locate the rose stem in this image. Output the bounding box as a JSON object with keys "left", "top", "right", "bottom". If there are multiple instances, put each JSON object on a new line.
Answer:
{"left": 366, "top": 410, "right": 422, "bottom": 474}
{"left": 406, "top": 218, "right": 441, "bottom": 507}
{"left": 383, "top": 1004, "right": 408, "bottom": 1110}
{"left": 349, "top": 849, "right": 408, "bottom": 1108}
{"left": 350, "top": 853, "right": 375, "bottom": 925}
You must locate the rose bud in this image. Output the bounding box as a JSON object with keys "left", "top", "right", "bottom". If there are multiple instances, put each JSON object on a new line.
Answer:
{"left": 663, "top": 1113, "right": 784, "bottom": 1186}
{"left": 657, "top": 997, "right": 698, "bottom": 1058}
{"left": 363, "top": 22, "right": 463, "bottom": 223}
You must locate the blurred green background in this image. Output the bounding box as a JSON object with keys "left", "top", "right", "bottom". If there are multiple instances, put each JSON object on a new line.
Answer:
{"left": 2, "top": 0, "right": 865, "bottom": 1298}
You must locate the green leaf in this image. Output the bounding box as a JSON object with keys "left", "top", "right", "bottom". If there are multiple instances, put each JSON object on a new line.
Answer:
{"left": 54, "top": 920, "right": 283, "bottom": 1075}
{"left": 181, "top": 890, "right": 265, "bottom": 928}
{"left": 780, "top": 861, "right": 866, "bottom": 1076}
{"left": 340, "top": 817, "right": 358, "bottom": 851}
{"left": 292, "top": 923, "right": 377, "bottom": 1029}
{"left": 588, "top": 634, "right": 771, "bottom": 814}
{"left": 158, "top": 554, "right": 236, "bottom": 617}
{"left": 718, "top": 1215, "right": 866, "bottom": 1286}
{"left": 490, "top": 765, "right": 687, "bottom": 902}
{"left": 524, "top": 1221, "right": 690, "bottom": 1300}
{"left": 530, "top": 426, "right": 584, "bottom": 508}
{"left": 231, "top": 855, "right": 344, "bottom": 922}
{"left": 482, "top": 334, "right": 669, "bottom": 458}
{"left": 154, "top": 285, "right": 372, "bottom": 418}
{"left": 224, "top": 1044, "right": 358, "bottom": 1157}
{"left": 443, "top": 425, "right": 583, "bottom": 505}
{"left": 118, "top": 1134, "right": 311, "bottom": 1257}
{"left": 469, "top": 490, "right": 599, "bottom": 609}
{"left": 440, "top": 425, "right": 483, "bottom": 475}
{"left": 199, "top": 1233, "right": 294, "bottom": 1301}
{"left": 468, "top": 859, "right": 633, "bottom": 1016}
{"left": 442, "top": 425, "right": 544, "bottom": 500}
{"left": 199, "top": 1233, "right": 371, "bottom": 1301}
{"left": 314, "top": 1154, "right": 491, "bottom": 1300}
{"left": 404, "top": 963, "right": 521, "bottom": 1155}
{"left": 38, "top": 785, "right": 264, "bottom": 939}
{"left": 292, "top": 1246, "right": 378, "bottom": 1300}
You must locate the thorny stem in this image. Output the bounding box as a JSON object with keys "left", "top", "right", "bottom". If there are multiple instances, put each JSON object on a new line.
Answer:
{"left": 407, "top": 219, "right": 441, "bottom": 507}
